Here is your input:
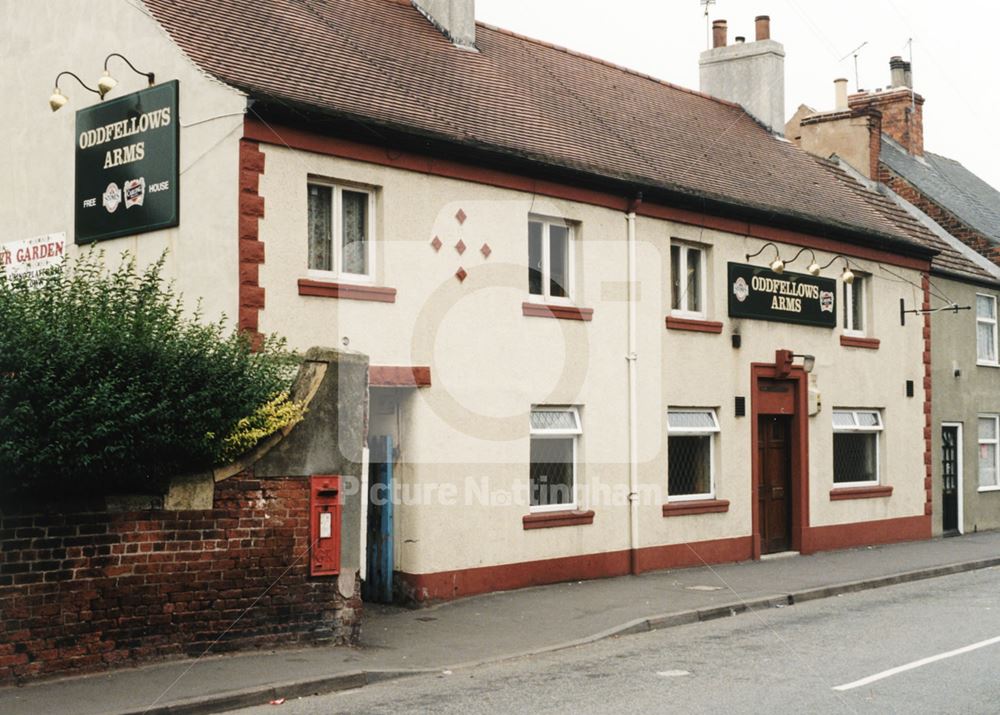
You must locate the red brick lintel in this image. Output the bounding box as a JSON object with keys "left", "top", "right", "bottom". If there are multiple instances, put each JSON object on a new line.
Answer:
{"left": 662, "top": 499, "right": 730, "bottom": 517}
{"left": 829, "top": 485, "right": 894, "bottom": 501}
{"left": 522, "top": 510, "right": 596, "bottom": 530}
{"left": 298, "top": 278, "right": 397, "bottom": 303}
{"left": 370, "top": 366, "right": 432, "bottom": 388}
{"left": 665, "top": 316, "right": 724, "bottom": 333}
{"left": 840, "top": 335, "right": 881, "bottom": 350}
{"left": 522, "top": 302, "right": 594, "bottom": 321}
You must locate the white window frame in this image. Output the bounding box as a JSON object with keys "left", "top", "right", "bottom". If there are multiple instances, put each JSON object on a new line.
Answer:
{"left": 666, "top": 408, "right": 720, "bottom": 501}
{"left": 670, "top": 242, "right": 707, "bottom": 319}
{"left": 976, "top": 293, "right": 999, "bottom": 367}
{"left": 978, "top": 414, "right": 1000, "bottom": 492}
{"left": 843, "top": 275, "right": 867, "bottom": 337}
{"left": 528, "top": 216, "right": 575, "bottom": 304}
{"left": 832, "top": 409, "right": 883, "bottom": 487}
{"left": 307, "top": 180, "right": 376, "bottom": 284}
{"left": 529, "top": 407, "right": 582, "bottom": 513}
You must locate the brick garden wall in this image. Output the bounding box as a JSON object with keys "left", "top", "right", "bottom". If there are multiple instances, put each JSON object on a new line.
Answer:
{"left": 0, "top": 475, "right": 360, "bottom": 685}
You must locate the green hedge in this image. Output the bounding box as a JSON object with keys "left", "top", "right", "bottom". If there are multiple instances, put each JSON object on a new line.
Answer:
{"left": 0, "top": 252, "right": 299, "bottom": 496}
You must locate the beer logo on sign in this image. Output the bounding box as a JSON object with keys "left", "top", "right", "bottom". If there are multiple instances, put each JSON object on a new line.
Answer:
{"left": 733, "top": 276, "right": 750, "bottom": 303}
{"left": 820, "top": 290, "right": 834, "bottom": 313}
{"left": 102, "top": 183, "right": 122, "bottom": 213}
{"left": 124, "top": 178, "right": 146, "bottom": 209}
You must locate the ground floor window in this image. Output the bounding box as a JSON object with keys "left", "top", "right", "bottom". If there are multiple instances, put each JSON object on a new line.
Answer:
{"left": 832, "top": 409, "right": 882, "bottom": 485}
{"left": 667, "top": 409, "right": 719, "bottom": 500}
{"left": 529, "top": 407, "right": 581, "bottom": 511}
{"left": 978, "top": 415, "right": 1000, "bottom": 489}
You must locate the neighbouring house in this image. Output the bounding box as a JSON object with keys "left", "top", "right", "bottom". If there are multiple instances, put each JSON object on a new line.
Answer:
{"left": 2, "top": 0, "right": 944, "bottom": 652}
{"left": 790, "top": 58, "right": 1000, "bottom": 536}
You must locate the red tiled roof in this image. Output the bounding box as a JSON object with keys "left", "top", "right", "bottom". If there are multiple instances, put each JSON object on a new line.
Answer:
{"left": 144, "top": 0, "right": 934, "bottom": 253}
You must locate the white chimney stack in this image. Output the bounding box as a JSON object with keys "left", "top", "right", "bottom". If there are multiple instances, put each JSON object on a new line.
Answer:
{"left": 834, "top": 78, "right": 848, "bottom": 110}
{"left": 412, "top": 0, "right": 476, "bottom": 50}
{"left": 699, "top": 15, "right": 786, "bottom": 134}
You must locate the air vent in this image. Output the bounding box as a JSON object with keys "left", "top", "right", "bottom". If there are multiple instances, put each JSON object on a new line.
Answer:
{"left": 735, "top": 396, "right": 747, "bottom": 417}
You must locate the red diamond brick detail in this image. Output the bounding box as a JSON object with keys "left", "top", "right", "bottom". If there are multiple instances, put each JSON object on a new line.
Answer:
{"left": 455, "top": 267, "right": 468, "bottom": 283}
{"left": 431, "top": 236, "right": 442, "bottom": 251}
{"left": 455, "top": 239, "right": 466, "bottom": 255}
{"left": 455, "top": 208, "right": 467, "bottom": 225}
{"left": 480, "top": 243, "right": 492, "bottom": 258}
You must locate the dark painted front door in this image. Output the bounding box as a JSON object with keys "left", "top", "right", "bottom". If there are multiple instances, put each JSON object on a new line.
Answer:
{"left": 758, "top": 415, "right": 792, "bottom": 554}
{"left": 942, "top": 425, "right": 959, "bottom": 534}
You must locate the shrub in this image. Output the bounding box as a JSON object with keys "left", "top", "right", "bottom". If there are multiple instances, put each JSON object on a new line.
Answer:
{"left": 0, "top": 251, "right": 301, "bottom": 496}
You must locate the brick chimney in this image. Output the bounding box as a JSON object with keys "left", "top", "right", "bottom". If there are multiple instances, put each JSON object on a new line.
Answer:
{"left": 848, "top": 57, "right": 924, "bottom": 156}
{"left": 412, "top": 0, "right": 476, "bottom": 49}
{"left": 699, "top": 15, "right": 785, "bottom": 134}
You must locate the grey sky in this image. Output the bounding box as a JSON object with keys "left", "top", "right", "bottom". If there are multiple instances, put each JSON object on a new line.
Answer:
{"left": 476, "top": 0, "right": 1000, "bottom": 191}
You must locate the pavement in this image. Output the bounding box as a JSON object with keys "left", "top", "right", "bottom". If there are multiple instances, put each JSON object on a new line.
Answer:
{"left": 3, "top": 531, "right": 1000, "bottom": 715}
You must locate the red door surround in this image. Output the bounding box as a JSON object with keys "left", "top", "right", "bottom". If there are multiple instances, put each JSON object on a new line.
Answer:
{"left": 751, "top": 360, "right": 810, "bottom": 559}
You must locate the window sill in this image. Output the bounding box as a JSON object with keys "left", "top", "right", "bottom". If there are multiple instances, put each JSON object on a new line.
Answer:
{"left": 840, "top": 335, "right": 880, "bottom": 350}
{"left": 976, "top": 361, "right": 1000, "bottom": 369}
{"left": 522, "top": 510, "right": 595, "bottom": 530}
{"left": 522, "top": 302, "right": 593, "bottom": 322}
{"left": 298, "top": 278, "right": 397, "bottom": 303}
{"left": 665, "top": 316, "right": 724, "bottom": 334}
{"left": 662, "top": 499, "right": 730, "bottom": 517}
{"left": 829, "top": 485, "right": 893, "bottom": 500}
{"left": 977, "top": 486, "right": 1000, "bottom": 493}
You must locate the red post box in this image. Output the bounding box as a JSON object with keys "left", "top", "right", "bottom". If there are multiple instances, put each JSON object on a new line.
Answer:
{"left": 310, "top": 475, "right": 341, "bottom": 576}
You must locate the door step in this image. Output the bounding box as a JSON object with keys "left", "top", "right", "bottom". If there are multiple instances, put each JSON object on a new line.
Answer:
{"left": 760, "top": 550, "right": 800, "bottom": 561}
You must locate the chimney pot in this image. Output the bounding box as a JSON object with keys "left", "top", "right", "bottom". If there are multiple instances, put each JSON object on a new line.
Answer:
{"left": 889, "top": 55, "right": 906, "bottom": 88}
{"left": 713, "top": 19, "right": 728, "bottom": 48}
{"left": 834, "top": 78, "right": 848, "bottom": 110}
{"left": 903, "top": 61, "right": 913, "bottom": 89}
{"left": 755, "top": 15, "right": 771, "bottom": 41}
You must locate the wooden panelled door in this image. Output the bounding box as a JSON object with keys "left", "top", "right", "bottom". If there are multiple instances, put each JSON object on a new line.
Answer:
{"left": 941, "top": 425, "right": 960, "bottom": 534}
{"left": 758, "top": 415, "right": 792, "bottom": 554}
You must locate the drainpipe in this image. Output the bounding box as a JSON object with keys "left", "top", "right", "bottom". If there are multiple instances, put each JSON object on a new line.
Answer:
{"left": 627, "top": 193, "right": 642, "bottom": 575}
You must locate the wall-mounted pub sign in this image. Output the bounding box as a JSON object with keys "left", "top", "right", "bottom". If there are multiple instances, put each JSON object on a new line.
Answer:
{"left": 728, "top": 262, "right": 837, "bottom": 328}
{"left": 74, "top": 80, "right": 179, "bottom": 244}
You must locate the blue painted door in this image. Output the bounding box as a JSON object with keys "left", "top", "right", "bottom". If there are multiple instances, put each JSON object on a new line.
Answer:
{"left": 364, "top": 435, "right": 394, "bottom": 603}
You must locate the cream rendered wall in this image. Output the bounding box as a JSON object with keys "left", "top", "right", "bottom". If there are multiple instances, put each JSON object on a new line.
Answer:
{"left": 257, "top": 142, "right": 927, "bottom": 576}
{"left": 1, "top": 0, "right": 246, "bottom": 321}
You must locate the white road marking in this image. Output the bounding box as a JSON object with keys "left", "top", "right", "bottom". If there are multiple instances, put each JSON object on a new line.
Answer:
{"left": 833, "top": 635, "right": 1000, "bottom": 691}
{"left": 657, "top": 670, "right": 691, "bottom": 677}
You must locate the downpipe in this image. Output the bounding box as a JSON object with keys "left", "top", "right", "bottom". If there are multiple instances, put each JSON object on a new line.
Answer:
{"left": 626, "top": 193, "right": 642, "bottom": 575}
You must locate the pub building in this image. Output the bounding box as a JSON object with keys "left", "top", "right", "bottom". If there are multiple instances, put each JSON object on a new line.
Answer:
{"left": 4, "top": 1, "right": 941, "bottom": 602}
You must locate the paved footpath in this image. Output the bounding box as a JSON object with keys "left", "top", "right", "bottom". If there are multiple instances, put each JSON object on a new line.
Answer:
{"left": 3, "top": 531, "right": 1000, "bottom": 715}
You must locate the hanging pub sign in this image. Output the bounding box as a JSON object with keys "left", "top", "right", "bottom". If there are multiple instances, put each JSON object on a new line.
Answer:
{"left": 728, "top": 262, "right": 837, "bottom": 328}
{"left": 74, "top": 80, "right": 179, "bottom": 244}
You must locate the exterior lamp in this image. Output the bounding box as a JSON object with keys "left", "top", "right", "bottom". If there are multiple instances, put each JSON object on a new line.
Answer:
{"left": 49, "top": 71, "right": 102, "bottom": 112}
{"left": 793, "top": 354, "right": 816, "bottom": 373}
{"left": 787, "top": 247, "right": 822, "bottom": 276}
{"left": 746, "top": 242, "right": 785, "bottom": 274}
{"left": 98, "top": 53, "right": 155, "bottom": 99}
{"left": 818, "top": 255, "right": 855, "bottom": 284}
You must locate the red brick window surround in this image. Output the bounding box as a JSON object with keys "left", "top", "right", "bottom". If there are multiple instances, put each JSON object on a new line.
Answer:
{"left": 662, "top": 499, "right": 730, "bottom": 517}
{"left": 522, "top": 510, "right": 596, "bottom": 529}
{"left": 522, "top": 302, "right": 593, "bottom": 321}
{"left": 665, "top": 316, "right": 724, "bottom": 333}
{"left": 298, "top": 279, "right": 397, "bottom": 303}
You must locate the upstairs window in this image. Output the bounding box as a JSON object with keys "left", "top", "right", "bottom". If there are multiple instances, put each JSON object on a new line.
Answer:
{"left": 977, "top": 294, "right": 998, "bottom": 366}
{"left": 978, "top": 416, "right": 1000, "bottom": 490}
{"left": 529, "top": 407, "right": 581, "bottom": 512}
{"left": 308, "top": 182, "right": 373, "bottom": 279}
{"left": 843, "top": 275, "right": 867, "bottom": 335}
{"left": 832, "top": 410, "right": 883, "bottom": 485}
{"left": 528, "top": 218, "right": 574, "bottom": 301}
{"left": 671, "top": 242, "right": 705, "bottom": 318}
{"left": 667, "top": 409, "right": 719, "bottom": 500}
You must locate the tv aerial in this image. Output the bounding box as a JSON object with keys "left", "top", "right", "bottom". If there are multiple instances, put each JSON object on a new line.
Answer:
{"left": 700, "top": 0, "right": 717, "bottom": 50}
